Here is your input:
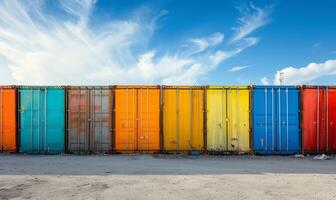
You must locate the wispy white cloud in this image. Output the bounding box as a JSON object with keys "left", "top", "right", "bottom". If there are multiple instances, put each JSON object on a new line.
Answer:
{"left": 260, "top": 77, "right": 269, "bottom": 85}
{"left": 228, "top": 65, "right": 249, "bottom": 72}
{"left": 267, "top": 59, "right": 336, "bottom": 85}
{"left": 0, "top": 0, "right": 271, "bottom": 85}
{"left": 59, "top": 0, "right": 95, "bottom": 25}
{"left": 231, "top": 3, "right": 272, "bottom": 43}
{"left": 187, "top": 32, "right": 224, "bottom": 55}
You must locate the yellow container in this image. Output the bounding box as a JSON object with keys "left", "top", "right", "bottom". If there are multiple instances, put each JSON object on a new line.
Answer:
{"left": 162, "top": 86, "right": 205, "bottom": 151}
{"left": 206, "top": 86, "right": 250, "bottom": 152}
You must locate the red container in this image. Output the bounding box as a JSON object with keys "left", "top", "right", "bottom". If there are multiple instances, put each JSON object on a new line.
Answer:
{"left": 301, "top": 86, "right": 336, "bottom": 153}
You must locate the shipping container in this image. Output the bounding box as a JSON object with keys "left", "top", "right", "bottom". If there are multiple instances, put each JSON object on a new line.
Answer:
{"left": 19, "top": 87, "right": 65, "bottom": 153}
{"left": 252, "top": 86, "right": 300, "bottom": 154}
{"left": 207, "top": 86, "right": 250, "bottom": 153}
{"left": 302, "top": 86, "right": 336, "bottom": 153}
{"left": 0, "top": 86, "right": 17, "bottom": 152}
{"left": 162, "top": 86, "right": 205, "bottom": 152}
{"left": 67, "top": 86, "right": 113, "bottom": 153}
{"left": 114, "top": 86, "right": 160, "bottom": 152}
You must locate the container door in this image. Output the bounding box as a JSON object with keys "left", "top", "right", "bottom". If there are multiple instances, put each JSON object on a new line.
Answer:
{"left": 302, "top": 89, "right": 318, "bottom": 152}
{"left": 90, "top": 89, "right": 112, "bottom": 152}
{"left": 253, "top": 88, "right": 264, "bottom": 152}
{"left": 227, "top": 89, "right": 238, "bottom": 151}
{"left": 46, "top": 88, "right": 65, "bottom": 152}
{"left": 327, "top": 89, "right": 336, "bottom": 152}
{"left": 302, "top": 88, "right": 327, "bottom": 152}
{"left": 206, "top": 88, "right": 227, "bottom": 151}
{"left": 137, "top": 88, "right": 160, "bottom": 151}
{"left": 177, "top": 89, "right": 191, "bottom": 151}
{"left": 163, "top": 88, "right": 204, "bottom": 151}
{"left": 68, "top": 89, "right": 90, "bottom": 152}
{"left": 20, "top": 89, "right": 41, "bottom": 152}
{"left": 0, "top": 89, "right": 16, "bottom": 152}
{"left": 278, "top": 88, "right": 289, "bottom": 152}
{"left": 227, "top": 88, "right": 250, "bottom": 152}
{"left": 0, "top": 89, "right": 2, "bottom": 150}
{"left": 318, "top": 89, "right": 327, "bottom": 151}
{"left": 163, "top": 89, "right": 178, "bottom": 151}
{"left": 278, "top": 88, "right": 300, "bottom": 152}
{"left": 253, "top": 88, "right": 277, "bottom": 153}
{"left": 115, "top": 89, "right": 137, "bottom": 151}
{"left": 177, "top": 89, "right": 204, "bottom": 151}
{"left": 20, "top": 88, "right": 64, "bottom": 153}
{"left": 164, "top": 89, "right": 193, "bottom": 151}
{"left": 190, "top": 89, "right": 204, "bottom": 151}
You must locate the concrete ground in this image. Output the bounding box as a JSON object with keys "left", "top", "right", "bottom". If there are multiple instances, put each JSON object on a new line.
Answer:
{"left": 0, "top": 154, "right": 335, "bottom": 200}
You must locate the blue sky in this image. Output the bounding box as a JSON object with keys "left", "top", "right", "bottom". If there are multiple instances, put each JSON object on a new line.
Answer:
{"left": 0, "top": 0, "right": 335, "bottom": 85}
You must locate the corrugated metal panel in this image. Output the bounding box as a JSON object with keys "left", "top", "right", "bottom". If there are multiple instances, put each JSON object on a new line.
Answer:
{"left": 115, "top": 86, "right": 160, "bottom": 152}
{"left": 207, "top": 86, "right": 250, "bottom": 152}
{"left": 0, "top": 87, "right": 17, "bottom": 152}
{"left": 302, "top": 87, "right": 336, "bottom": 153}
{"left": 327, "top": 87, "right": 336, "bottom": 152}
{"left": 115, "top": 88, "right": 137, "bottom": 151}
{"left": 19, "top": 87, "right": 65, "bottom": 153}
{"left": 162, "top": 86, "right": 204, "bottom": 151}
{"left": 252, "top": 86, "right": 300, "bottom": 154}
{"left": 67, "top": 87, "right": 113, "bottom": 153}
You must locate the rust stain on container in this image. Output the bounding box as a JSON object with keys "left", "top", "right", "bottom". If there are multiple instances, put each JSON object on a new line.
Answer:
{"left": 67, "top": 86, "right": 113, "bottom": 153}
{"left": 0, "top": 86, "right": 17, "bottom": 152}
{"left": 162, "top": 86, "right": 205, "bottom": 152}
{"left": 114, "top": 86, "right": 160, "bottom": 152}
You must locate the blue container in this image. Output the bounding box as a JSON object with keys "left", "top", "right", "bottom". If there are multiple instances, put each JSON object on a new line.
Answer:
{"left": 252, "top": 86, "right": 300, "bottom": 154}
{"left": 19, "top": 87, "right": 65, "bottom": 153}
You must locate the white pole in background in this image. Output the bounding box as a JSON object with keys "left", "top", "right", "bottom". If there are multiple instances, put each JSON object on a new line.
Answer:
{"left": 279, "top": 72, "right": 285, "bottom": 85}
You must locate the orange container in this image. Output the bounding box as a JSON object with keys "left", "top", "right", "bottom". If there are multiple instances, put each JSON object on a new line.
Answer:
{"left": 114, "top": 86, "right": 160, "bottom": 152}
{"left": 0, "top": 86, "right": 17, "bottom": 152}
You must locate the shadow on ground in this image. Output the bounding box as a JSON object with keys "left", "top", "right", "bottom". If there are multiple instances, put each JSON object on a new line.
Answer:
{"left": 0, "top": 154, "right": 335, "bottom": 175}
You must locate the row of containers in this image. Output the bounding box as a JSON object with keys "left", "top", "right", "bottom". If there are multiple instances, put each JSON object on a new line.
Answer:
{"left": 0, "top": 85, "right": 335, "bottom": 154}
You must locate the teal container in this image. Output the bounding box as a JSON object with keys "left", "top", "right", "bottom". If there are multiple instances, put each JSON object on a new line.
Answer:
{"left": 19, "top": 87, "right": 65, "bottom": 153}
